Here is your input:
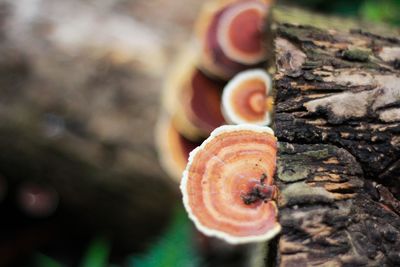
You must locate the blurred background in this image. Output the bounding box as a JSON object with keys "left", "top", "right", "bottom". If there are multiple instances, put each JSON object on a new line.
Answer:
{"left": 0, "top": 0, "right": 398, "bottom": 266}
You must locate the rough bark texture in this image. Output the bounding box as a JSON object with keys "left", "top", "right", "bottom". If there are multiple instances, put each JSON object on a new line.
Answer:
{"left": 273, "top": 23, "right": 400, "bottom": 266}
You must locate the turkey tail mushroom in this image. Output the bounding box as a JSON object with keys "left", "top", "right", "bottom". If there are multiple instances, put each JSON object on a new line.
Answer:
{"left": 222, "top": 69, "right": 273, "bottom": 126}
{"left": 155, "top": 114, "right": 202, "bottom": 183}
{"left": 196, "top": 0, "right": 272, "bottom": 80}
{"left": 180, "top": 125, "right": 280, "bottom": 244}
{"left": 163, "top": 46, "right": 226, "bottom": 140}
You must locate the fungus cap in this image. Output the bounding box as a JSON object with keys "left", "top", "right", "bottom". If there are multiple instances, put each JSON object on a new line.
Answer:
{"left": 163, "top": 45, "right": 225, "bottom": 139}
{"left": 196, "top": 0, "right": 245, "bottom": 80}
{"left": 188, "top": 70, "right": 226, "bottom": 135}
{"left": 196, "top": 0, "right": 270, "bottom": 80}
{"left": 162, "top": 45, "right": 204, "bottom": 140}
{"left": 218, "top": 0, "right": 268, "bottom": 64}
{"left": 155, "top": 114, "right": 201, "bottom": 182}
{"left": 222, "top": 69, "right": 272, "bottom": 126}
{"left": 181, "top": 124, "right": 281, "bottom": 244}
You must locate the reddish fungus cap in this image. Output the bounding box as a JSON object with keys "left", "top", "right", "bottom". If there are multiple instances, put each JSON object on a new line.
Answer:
{"left": 188, "top": 70, "right": 226, "bottom": 134}
{"left": 163, "top": 45, "right": 226, "bottom": 139}
{"left": 156, "top": 114, "right": 202, "bottom": 182}
{"left": 181, "top": 124, "right": 281, "bottom": 244}
{"left": 196, "top": 0, "right": 270, "bottom": 80}
{"left": 222, "top": 69, "right": 272, "bottom": 125}
{"left": 218, "top": 0, "right": 268, "bottom": 64}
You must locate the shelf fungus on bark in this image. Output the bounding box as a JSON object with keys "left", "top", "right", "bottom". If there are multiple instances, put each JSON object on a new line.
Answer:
{"left": 187, "top": 69, "right": 227, "bottom": 135}
{"left": 221, "top": 69, "right": 273, "bottom": 125}
{"left": 196, "top": 0, "right": 271, "bottom": 80}
{"left": 156, "top": 114, "right": 202, "bottom": 182}
{"left": 163, "top": 47, "right": 226, "bottom": 140}
{"left": 180, "top": 124, "right": 280, "bottom": 244}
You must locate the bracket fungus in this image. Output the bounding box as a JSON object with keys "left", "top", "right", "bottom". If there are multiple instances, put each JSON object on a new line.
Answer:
{"left": 222, "top": 69, "right": 273, "bottom": 125}
{"left": 187, "top": 69, "right": 227, "bottom": 136}
{"left": 181, "top": 124, "right": 281, "bottom": 244}
{"left": 156, "top": 115, "right": 201, "bottom": 182}
{"left": 164, "top": 57, "right": 226, "bottom": 140}
{"left": 196, "top": 0, "right": 271, "bottom": 80}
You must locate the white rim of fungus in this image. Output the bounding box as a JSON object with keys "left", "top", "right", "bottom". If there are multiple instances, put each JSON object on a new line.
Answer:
{"left": 180, "top": 124, "right": 281, "bottom": 244}
{"left": 218, "top": 1, "right": 267, "bottom": 64}
{"left": 221, "top": 69, "right": 272, "bottom": 126}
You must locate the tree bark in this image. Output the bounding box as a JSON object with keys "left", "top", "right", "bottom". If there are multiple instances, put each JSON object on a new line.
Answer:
{"left": 272, "top": 21, "right": 400, "bottom": 266}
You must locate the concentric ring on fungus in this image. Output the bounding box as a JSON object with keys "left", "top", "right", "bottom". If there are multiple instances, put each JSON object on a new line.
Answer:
{"left": 222, "top": 69, "right": 273, "bottom": 126}
{"left": 218, "top": 0, "right": 268, "bottom": 64}
{"left": 196, "top": 0, "right": 271, "bottom": 80}
{"left": 180, "top": 124, "right": 281, "bottom": 244}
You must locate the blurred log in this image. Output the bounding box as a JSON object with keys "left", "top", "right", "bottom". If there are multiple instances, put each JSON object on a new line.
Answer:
{"left": 272, "top": 20, "right": 400, "bottom": 266}
{"left": 0, "top": 0, "right": 208, "bottom": 251}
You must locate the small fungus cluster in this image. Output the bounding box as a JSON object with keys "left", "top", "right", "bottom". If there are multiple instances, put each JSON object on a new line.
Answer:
{"left": 156, "top": 0, "right": 279, "bottom": 244}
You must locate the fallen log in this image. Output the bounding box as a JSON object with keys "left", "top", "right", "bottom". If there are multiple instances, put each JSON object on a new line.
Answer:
{"left": 273, "top": 21, "right": 400, "bottom": 266}
{"left": 160, "top": 3, "right": 400, "bottom": 265}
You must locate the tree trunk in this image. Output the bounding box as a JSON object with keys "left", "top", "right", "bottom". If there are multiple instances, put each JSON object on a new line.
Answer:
{"left": 272, "top": 20, "right": 400, "bottom": 266}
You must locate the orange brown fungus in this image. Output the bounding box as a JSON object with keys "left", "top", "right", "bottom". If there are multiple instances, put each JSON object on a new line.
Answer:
{"left": 156, "top": 115, "right": 202, "bottom": 182}
{"left": 222, "top": 69, "right": 272, "bottom": 125}
{"left": 265, "top": 95, "right": 274, "bottom": 112}
{"left": 181, "top": 125, "right": 281, "bottom": 244}
{"left": 188, "top": 70, "right": 226, "bottom": 134}
{"left": 197, "top": 0, "right": 270, "bottom": 80}
{"left": 228, "top": 9, "right": 262, "bottom": 54}
{"left": 219, "top": 1, "right": 268, "bottom": 64}
{"left": 232, "top": 78, "right": 266, "bottom": 121}
{"left": 163, "top": 46, "right": 226, "bottom": 140}
{"left": 175, "top": 132, "right": 201, "bottom": 172}
{"left": 248, "top": 91, "right": 266, "bottom": 114}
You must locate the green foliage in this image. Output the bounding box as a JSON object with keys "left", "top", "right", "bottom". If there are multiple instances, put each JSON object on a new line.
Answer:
{"left": 127, "top": 207, "right": 200, "bottom": 267}
{"left": 360, "top": 0, "right": 400, "bottom": 26}
{"left": 34, "top": 253, "right": 64, "bottom": 267}
{"left": 34, "top": 236, "right": 111, "bottom": 267}
{"left": 31, "top": 208, "right": 197, "bottom": 267}
{"left": 289, "top": 0, "right": 400, "bottom": 26}
{"left": 80, "top": 236, "right": 111, "bottom": 267}
{"left": 291, "top": 0, "right": 364, "bottom": 15}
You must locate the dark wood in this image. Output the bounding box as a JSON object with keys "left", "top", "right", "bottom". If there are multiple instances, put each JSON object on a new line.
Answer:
{"left": 272, "top": 23, "right": 400, "bottom": 266}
